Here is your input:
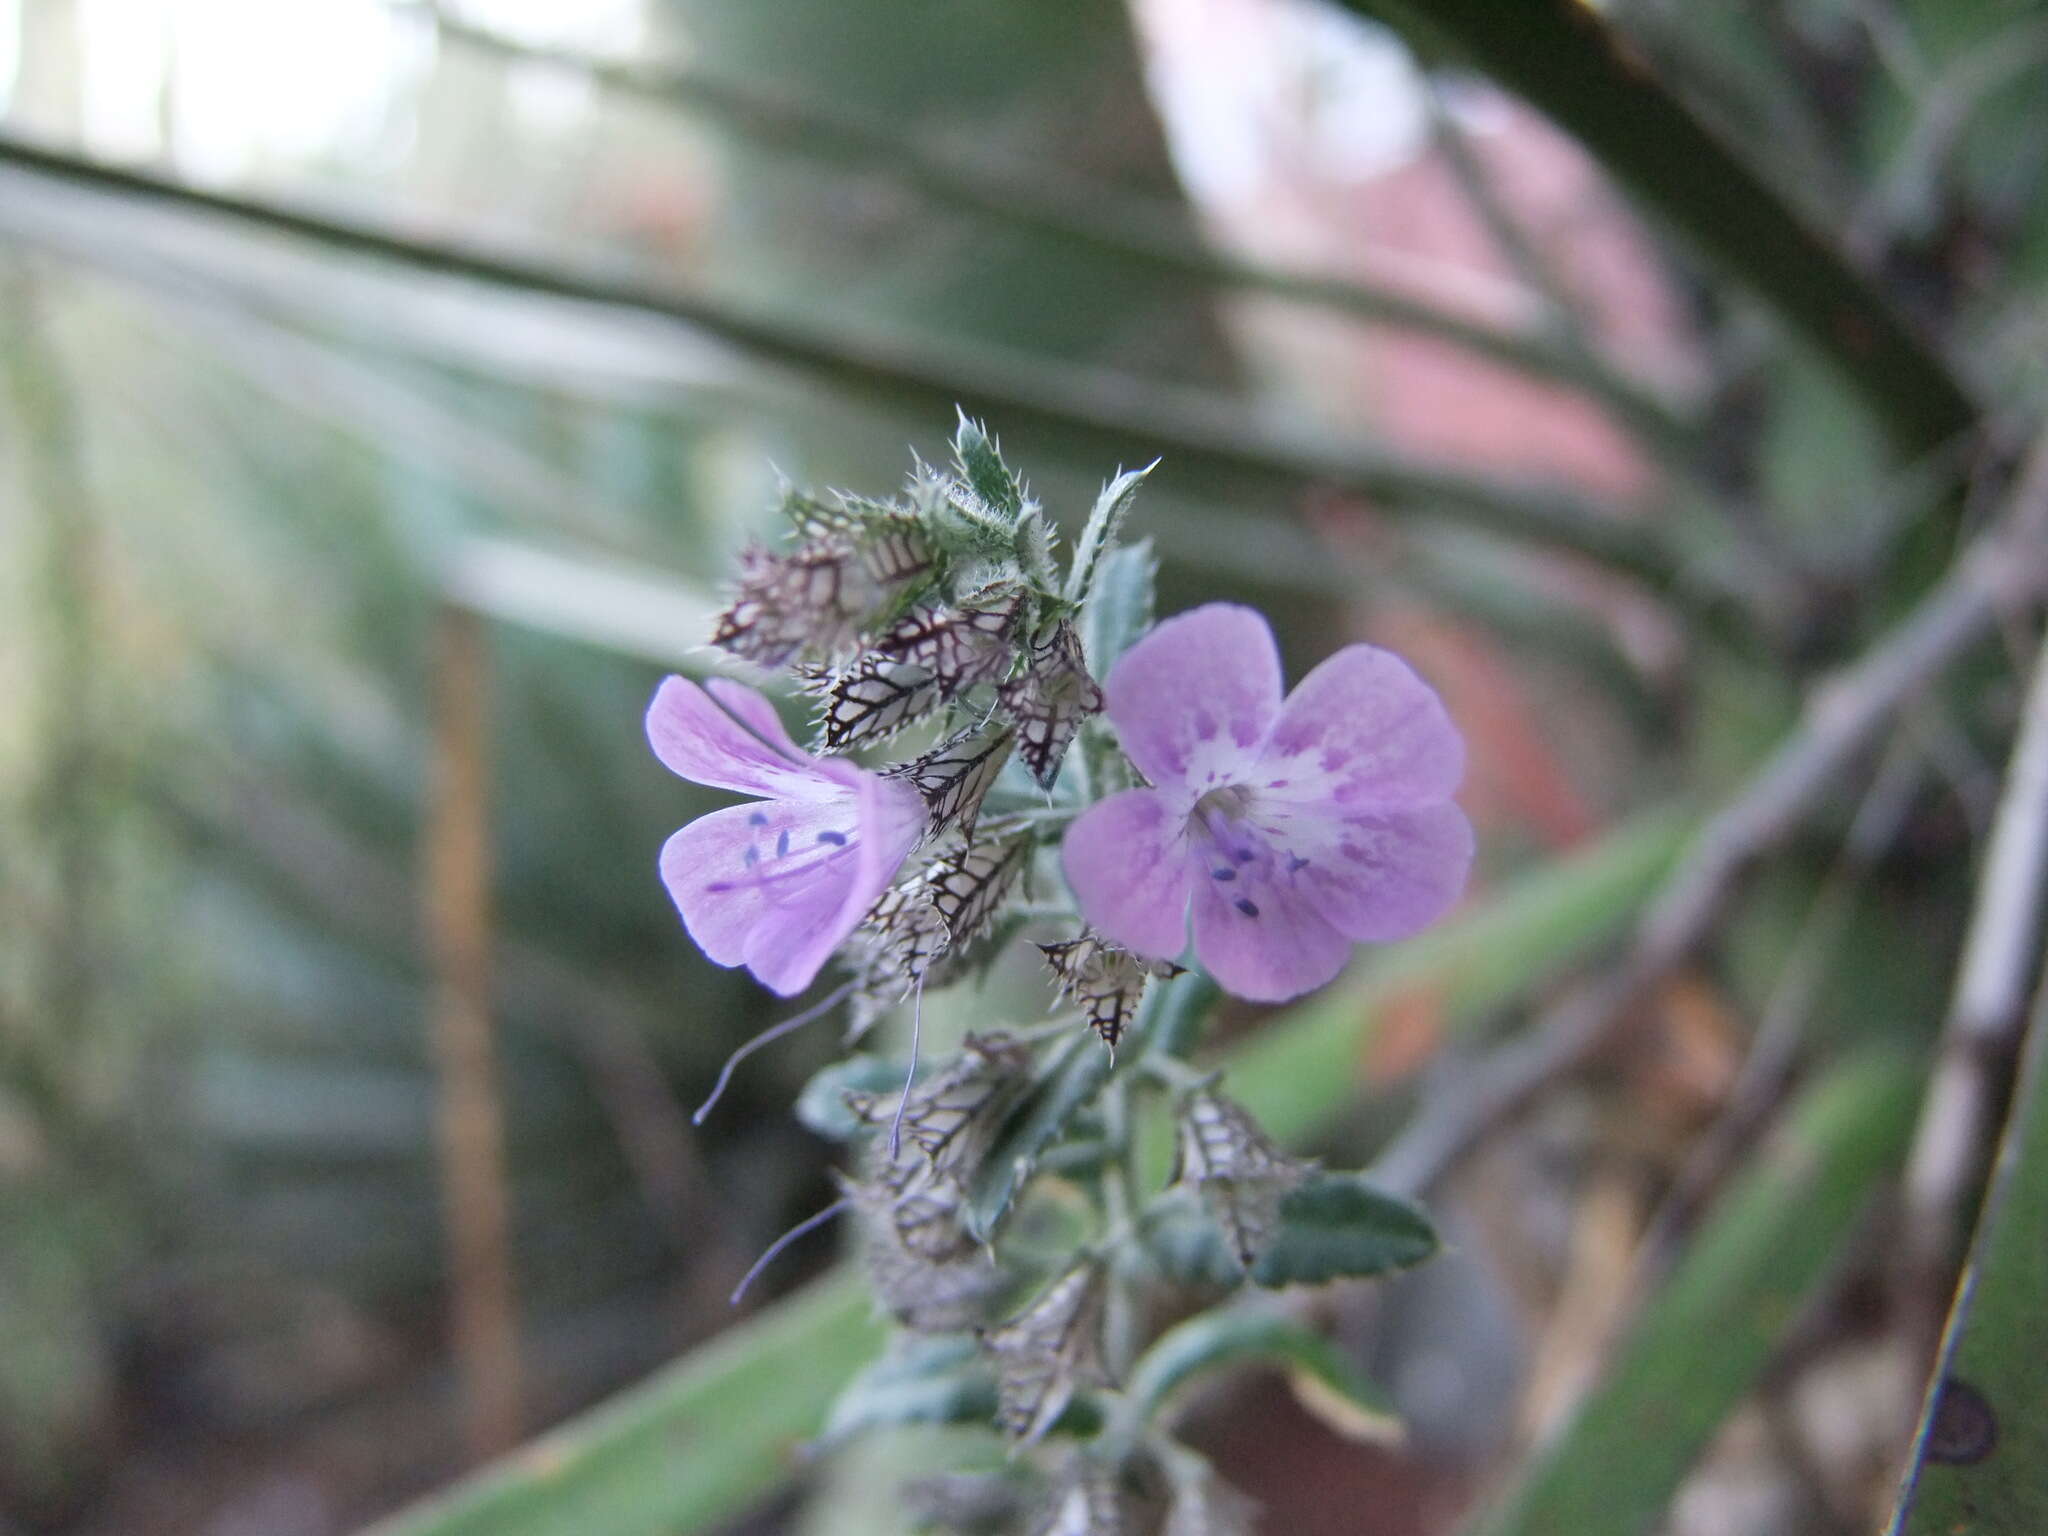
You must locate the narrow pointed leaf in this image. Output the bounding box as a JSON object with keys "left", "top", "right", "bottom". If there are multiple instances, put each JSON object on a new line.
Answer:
{"left": 1065, "top": 462, "right": 1155, "bottom": 604}
{"left": 1892, "top": 984, "right": 2048, "bottom": 1535}
{"left": 1468, "top": 1054, "right": 1920, "bottom": 1536}
{"left": 952, "top": 412, "right": 1026, "bottom": 523}
{"left": 1077, "top": 539, "right": 1156, "bottom": 676}
{"left": 1126, "top": 1304, "right": 1400, "bottom": 1441}
{"left": 1250, "top": 1174, "right": 1438, "bottom": 1286}
{"left": 361, "top": 1273, "right": 884, "bottom": 1536}
{"left": 794, "top": 1054, "right": 904, "bottom": 1142}
{"left": 822, "top": 1336, "right": 995, "bottom": 1443}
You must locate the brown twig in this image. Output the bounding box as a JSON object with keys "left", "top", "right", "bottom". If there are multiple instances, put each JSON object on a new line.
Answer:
{"left": 1374, "top": 467, "right": 2048, "bottom": 1199}
{"left": 425, "top": 605, "right": 523, "bottom": 1458}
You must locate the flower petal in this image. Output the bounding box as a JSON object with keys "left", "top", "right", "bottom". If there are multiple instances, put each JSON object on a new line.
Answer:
{"left": 1255, "top": 644, "right": 1464, "bottom": 813}
{"left": 703, "top": 676, "right": 809, "bottom": 762}
{"left": 1061, "top": 789, "right": 1194, "bottom": 962}
{"left": 1189, "top": 863, "right": 1352, "bottom": 1003}
{"left": 647, "top": 676, "right": 841, "bottom": 802}
{"left": 1285, "top": 801, "right": 1474, "bottom": 943}
{"left": 1103, "top": 604, "right": 1280, "bottom": 795}
{"left": 660, "top": 776, "right": 922, "bottom": 996}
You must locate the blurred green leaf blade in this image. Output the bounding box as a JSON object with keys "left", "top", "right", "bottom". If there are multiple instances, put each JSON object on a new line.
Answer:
{"left": 364, "top": 1272, "right": 885, "bottom": 1536}
{"left": 1125, "top": 1303, "right": 1400, "bottom": 1441}
{"left": 1251, "top": 1174, "right": 1438, "bottom": 1287}
{"left": 1467, "top": 1053, "right": 1921, "bottom": 1536}
{"left": 1891, "top": 986, "right": 2048, "bottom": 1535}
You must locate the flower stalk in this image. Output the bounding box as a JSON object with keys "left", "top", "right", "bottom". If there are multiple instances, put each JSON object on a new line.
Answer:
{"left": 646, "top": 419, "right": 1464, "bottom": 1531}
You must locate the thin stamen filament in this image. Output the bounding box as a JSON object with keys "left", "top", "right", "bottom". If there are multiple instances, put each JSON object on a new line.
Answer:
{"left": 888, "top": 973, "right": 928, "bottom": 1160}
{"left": 693, "top": 980, "right": 855, "bottom": 1125}
{"left": 729, "top": 1196, "right": 851, "bottom": 1305}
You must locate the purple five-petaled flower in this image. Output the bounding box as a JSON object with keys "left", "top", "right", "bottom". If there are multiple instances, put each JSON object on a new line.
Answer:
{"left": 1061, "top": 604, "right": 1472, "bottom": 1003}
{"left": 648, "top": 676, "right": 925, "bottom": 997}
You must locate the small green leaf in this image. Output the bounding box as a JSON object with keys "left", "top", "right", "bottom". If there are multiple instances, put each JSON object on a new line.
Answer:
{"left": 1125, "top": 1304, "right": 1400, "bottom": 1442}
{"left": 1077, "top": 538, "right": 1156, "bottom": 676}
{"left": 1065, "top": 462, "right": 1156, "bottom": 604}
{"left": 968, "top": 973, "right": 1220, "bottom": 1240}
{"left": 928, "top": 496, "right": 1021, "bottom": 563}
{"left": 952, "top": 410, "right": 1026, "bottom": 523}
{"left": 1139, "top": 1188, "right": 1247, "bottom": 1290}
{"left": 1138, "top": 1175, "right": 1438, "bottom": 1289}
{"left": 1251, "top": 1175, "right": 1438, "bottom": 1286}
{"left": 822, "top": 1335, "right": 995, "bottom": 1443}
{"left": 1013, "top": 508, "right": 1061, "bottom": 591}
{"left": 794, "top": 1055, "right": 904, "bottom": 1143}
{"left": 967, "top": 1032, "right": 1110, "bottom": 1243}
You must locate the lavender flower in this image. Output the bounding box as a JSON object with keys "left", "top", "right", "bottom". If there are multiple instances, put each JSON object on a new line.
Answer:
{"left": 1061, "top": 604, "right": 1472, "bottom": 1002}
{"left": 647, "top": 675, "right": 925, "bottom": 997}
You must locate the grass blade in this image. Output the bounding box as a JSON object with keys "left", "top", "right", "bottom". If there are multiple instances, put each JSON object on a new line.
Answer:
{"left": 1468, "top": 1053, "right": 1921, "bottom": 1536}
{"left": 364, "top": 1271, "right": 884, "bottom": 1536}
{"left": 1890, "top": 975, "right": 2048, "bottom": 1534}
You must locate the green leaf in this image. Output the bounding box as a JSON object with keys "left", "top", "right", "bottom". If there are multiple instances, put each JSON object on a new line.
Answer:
{"left": 1139, "top": 1188, "right": 1249, "bottom": 1290}
{"left": 794, "top": 1055, "right": 904, "bottom": 1143}
{"left": 966, "top": 1032, "right": 1112, "bottom": 1243}
{"left": 1891, "top": 986, "right": 2048, "bottom": 1535}
{"left": 1137, "top": 1175, "right": 1438, "bottom": 1290}
{"left": 1251, "top": 1174, "right": 1438, "bottom": 1287}
{"left": 1012, "top": 507, "right": 1061, "bottom": 591}
{"left": 822, "top": 1335, "right": 995, "bottom": 1443}
{"left": 1467, "top": 1054, "right": 1921, "bottom": 1536}
{"left": 364, "top": 1271, "right": 887, "bottom": 1536}
{"left": 1077, "top": 538, "right": 1156, "bottom": 676}
{"left": 928, "top": 495, "right": 1021, "bottom": 564}
{"left": 1064, "top": 462, "right": 1155, "bottom": 604}
{"left": 1124, "top": 1303, "right": 1400, "bottom": 1443}
{"left": 967, "top": 972, "right": 1220, "bottom": 1241}
{"left": 951, "top": 410, "right": 1025, "bottom": 524}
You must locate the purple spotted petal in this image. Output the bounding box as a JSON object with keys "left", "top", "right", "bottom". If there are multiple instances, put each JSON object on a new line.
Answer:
{"left": 660, "top": 773, "right": 923, "bottom": 996}
{"left": 1103, "top": 604, "right": 1280, "bottom": 796}
{"left": 1280, "top": 801, "right": 1474, "bottom": 943}
{"left": 1061, "top": 788, "right": 1195, "bottom": 962}
{"left": 1254, "top": 644, "right": 1464, "bottom": 813}
{"left": 647, "top": 676, "right": 843, "bottom": 802}
{"left": 1188, "top": 861, "right": 1352, "bottom": 1003}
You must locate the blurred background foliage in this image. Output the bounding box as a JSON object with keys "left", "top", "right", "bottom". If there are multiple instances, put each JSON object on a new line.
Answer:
{"left": 1, "top": 1, "right": 2045, "bottom": 1533}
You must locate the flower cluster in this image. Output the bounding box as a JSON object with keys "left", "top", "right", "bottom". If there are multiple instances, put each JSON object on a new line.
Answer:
{"left": 647, "top": 420, "right": 1469, "bottom": 1535}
